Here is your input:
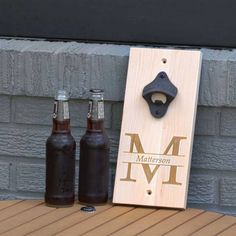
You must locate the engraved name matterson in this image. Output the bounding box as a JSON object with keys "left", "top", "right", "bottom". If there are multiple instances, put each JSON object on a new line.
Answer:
{"left": 120, "top": 133, "right": 187, "bottom": 185}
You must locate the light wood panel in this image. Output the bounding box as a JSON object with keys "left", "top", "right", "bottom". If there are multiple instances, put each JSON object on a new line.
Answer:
{"left": 113, "top": 48, "right": 202, "bottom": 208}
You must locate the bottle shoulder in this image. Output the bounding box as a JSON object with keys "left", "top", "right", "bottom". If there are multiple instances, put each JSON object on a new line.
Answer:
{"left": 46, "top": 132, "right": 76, "bottom": 148}
{"left": 80, "top": 130, "right": 109, "bottom": 149}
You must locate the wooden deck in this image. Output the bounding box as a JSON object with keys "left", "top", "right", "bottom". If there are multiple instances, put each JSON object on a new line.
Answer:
{"left": 0, "top": 200, "right": 235, "bottom": 235}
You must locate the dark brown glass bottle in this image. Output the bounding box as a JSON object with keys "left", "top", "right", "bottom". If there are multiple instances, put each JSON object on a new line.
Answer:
{"left": 79, "top": 89, "right": 110, "bottom": 204}
{"left": 45, "top": 90, "right": 76, "bottom": 207}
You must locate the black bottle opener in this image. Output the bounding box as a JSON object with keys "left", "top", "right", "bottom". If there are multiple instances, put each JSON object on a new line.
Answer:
{"left": 142, "top": 71, "right": 177, "bottom": 118}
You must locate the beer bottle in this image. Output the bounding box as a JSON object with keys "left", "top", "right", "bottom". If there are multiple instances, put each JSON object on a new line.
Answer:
{"left": 79, "top": 89, "right": 110, "bottom": 204}
{"left": 45, "top": 90, "right": 76, "bottom": 207}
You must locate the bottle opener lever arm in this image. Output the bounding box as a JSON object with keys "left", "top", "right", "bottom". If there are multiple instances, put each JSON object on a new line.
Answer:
{"left": 142, "top": 71, "right": 178, "bottom": 118}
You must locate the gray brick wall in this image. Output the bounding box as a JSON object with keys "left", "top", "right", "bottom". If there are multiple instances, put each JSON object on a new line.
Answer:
{"left": 0, "top": 39, "right": 236, "bottom": 215}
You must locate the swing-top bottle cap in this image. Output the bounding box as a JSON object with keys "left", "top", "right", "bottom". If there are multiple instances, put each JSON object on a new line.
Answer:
{"left": 90, "top": 89, "right": 104, "bottom": 100}
{"left": 55, "top": 90, "right": 70, "bottom": 101}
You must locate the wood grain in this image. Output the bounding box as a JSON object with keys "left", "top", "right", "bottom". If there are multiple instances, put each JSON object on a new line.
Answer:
{"left": 83, "top": 207, "right": 156, "bottom": 236}
{"left": 0, "top": 200, "right": 42, "bottom": 223}
{"left": 27, "top": 204, "right": 112, "bottom": 236}
{"left": 139, "top": 208, "right": 203, "bottom": 235}
{"left": 56, "top": 205, "right": 134, "bottom": 236}
{"left": 0, "top": 200, "right": 22, "bottom": 211}
{"left": 217, "top": 223, "right": 236, "bottom": 236}
{"left": 2, "top": 204, "right": 81, "bottom": 236}
{"left": 0, "top": 201, "right": 235, "bottom": 236}
{"left": 0, "top": 202, "right": 53, "bottom": 234}
{"left": 113, "top": 47, "right": 202, "bottom": 208}
{"left": 191, "top": 215, "right": 236, "bottom": 236}
{"left": 165, "top": 211, "right": 222, "bottom": 236}
{"left": 111, "top": 209, "right": 178, "bottom": 236}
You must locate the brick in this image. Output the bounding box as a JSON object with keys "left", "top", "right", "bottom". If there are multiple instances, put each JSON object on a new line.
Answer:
{"left": 16, "top": 162, "right": 80, "bottom": 194}
{"left": 70, "top": 100, "right": 112, "bottom": 128}
{"left": 0, "top": 124, "right": 51, "bottom": 158}
{"left": 0, "top": 95, "right": 10, "bottom": 122}
{"left": 17, "top": 164, "right": 45, "bottom": 192}
{"left": 107, "top": 130, "right": 120, "bottom": 161}
{"left": 0, "top": 40, "right": 80, "bottom": 97}
{"left": 220, "top": 178, "right": 236, "bottom": 206}
{"left": 57, "top": 51, "right": 128, "bottom": 101}
{"left": 198, "top": 59, "right": 228, "bottom": 106}
{"left": 0, "top": 124, "right": 119, "bottom": 161}
{"left": 108, "top": 163, "right": 117, "bottom": 198}
{"left": 22, "top": 51, "right": 60, "bottom": 97}
{"left": 0, "top": 39, "right": 37, "bottom": 51}
{"left": 0, "top": 162, "right": 10, "bottom": 190}
{"left": 2, "top": 40, "right": 236, "bottom": 106}
{"left": 188, "top": 174, "right": 218, "bottom": 204}
{"left": 195, "top": 106, "right": 220, "bottom": 135}
{"left": 220, "top": 108, "right": 236, "bottom": 136}
{"left": 198, "top": 49, "right": 236, "bottom": 107}
{"left": 13, "top": 96, "right": 112, "bottom": 128}
{"left": 13, "top": 96, "right": 52, "bottom": 125}
{"left": 0, "top": 47, "right": 57, "bottom": 97}
{"left": 112, "top": 102, "right": 123, "bottom": 130}
{"left": 192, "top": 136, "right": 236, "bottom": 171}
{"left": 0, "top": 39, "right": 129, "bottom": 101}
{"left": 227, "top": 61, "right": 236, "bottom": 106}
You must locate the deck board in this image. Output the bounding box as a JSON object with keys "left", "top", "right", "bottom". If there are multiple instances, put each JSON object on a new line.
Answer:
{"left": 0, "top": 200, "right": 22, "bottom": 211}
{"left": 111, "top": 209, "right": 178, "bottom": 236}
{"left": 140, "top": 212, "right": 221, "bottom": 236}
{"left": 138, "top": 208, "right": 204, "bottom": 235}
{"left": 0, "top": 200, "right": 42, "bottom": 223}
{"left": 0, "top": 202, "right": 54, "bottom": 234}
{"left": 27, "top": 203, "right": 111, "bottom": 236}
{"left": 217, "top": 223, "right": 236, "bottom": 236}
{"left": 56, "top": 205, "right": 134, "bottom": 236}
{"left": 82, "top": 207, "right": 156, "bottom": 236}
{"left": 1, "top": 204, "right": 81, "bottom": 236}
{"left": 164, "top": 211, "right": 223, "bottom": 236}
{"left": 0, "top": 200, "right": 235, "bottom": 236}
{"left": 191, "top": 215, "right": 236, "bottom": 236}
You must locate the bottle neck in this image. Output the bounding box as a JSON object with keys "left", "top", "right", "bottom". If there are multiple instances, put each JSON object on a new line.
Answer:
{"left": 87, "top": 118, "right": 104, "bottom": 132}
{"left": 52, "top": 100, "right": 71, "bottom": 133}
{"left": 86, "top": 99, "right": 105, "bottom": 132}
{"left": 53, "top": 119, "right": 71, "bottom": 133}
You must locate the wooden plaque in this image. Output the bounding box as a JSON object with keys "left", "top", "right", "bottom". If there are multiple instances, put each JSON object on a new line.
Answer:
{"left": 113, "top": 48, "right": 202, "bottom": 209}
